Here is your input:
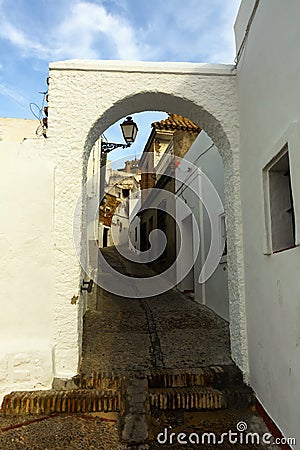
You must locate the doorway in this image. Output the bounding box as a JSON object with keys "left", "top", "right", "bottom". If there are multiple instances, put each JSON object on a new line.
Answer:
{"left": 103, "top": 227, "right": 108, "bottom": 248}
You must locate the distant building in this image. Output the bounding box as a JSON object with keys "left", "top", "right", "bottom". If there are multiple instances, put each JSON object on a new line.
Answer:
{"left": 99, "top": 168, "right": 141, "bottom": 248}
{"left": 138, "top": 114, "right": 201, "bottom": 272}
{"left": 175, "top": 131, "right": 229, "bottom": 321}
{"left": 118, "top": 158, "right": 141, "bottom": 175}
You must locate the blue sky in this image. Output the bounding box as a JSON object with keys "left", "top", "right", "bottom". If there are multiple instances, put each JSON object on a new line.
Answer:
{"left": 0, "top": 0, "right": 241, "bottom": 165}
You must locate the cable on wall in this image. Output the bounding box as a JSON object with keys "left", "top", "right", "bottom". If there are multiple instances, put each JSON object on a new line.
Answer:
{"left": 234, "top": 0, "right": 261, "bottom": 68}
{"left": 30, "top": 91, "right": 48, "bottom": 138}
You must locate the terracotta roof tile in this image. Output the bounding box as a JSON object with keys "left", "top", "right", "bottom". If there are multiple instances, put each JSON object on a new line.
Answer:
{"left": 151, "top": 113, "right": 201, "bottom": 132}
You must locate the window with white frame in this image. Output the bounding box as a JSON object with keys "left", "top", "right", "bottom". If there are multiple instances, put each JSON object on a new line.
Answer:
{"left": 263, "top": 145, "right": 295, "bottom": 253}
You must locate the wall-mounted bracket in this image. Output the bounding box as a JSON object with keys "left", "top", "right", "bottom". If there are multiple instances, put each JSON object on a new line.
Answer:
{"left": 81, "top": 279, "right": 94, "bottom": 293}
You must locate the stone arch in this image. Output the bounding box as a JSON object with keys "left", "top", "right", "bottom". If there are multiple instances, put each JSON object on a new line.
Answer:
{"left": 47, "top": 60, "right": 248, "bottom": 380}
{"left": 83, "top": 92, "right": 230, "bottom": 163}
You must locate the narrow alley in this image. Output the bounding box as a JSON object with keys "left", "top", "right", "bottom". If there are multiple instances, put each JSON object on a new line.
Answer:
{"left": 1, "top": 1, "right": 299, "bottom": 448}
{"left": 82, "top": 246, "right": 232, "bottom": 374}
{"left": 0, "top": 246, "right": 279, "bottom": 449}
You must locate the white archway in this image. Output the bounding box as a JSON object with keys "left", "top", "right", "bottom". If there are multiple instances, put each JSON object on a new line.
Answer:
{"left": 46, "top": 60, "right": 248, "bottom": 379}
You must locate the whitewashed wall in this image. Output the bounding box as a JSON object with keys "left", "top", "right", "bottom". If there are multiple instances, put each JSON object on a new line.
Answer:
{"left": 129, "top": 196, "right": 141, "bottom": 252}
{"left": 177, "top": 131, "right": 229, "bottom": 321}
{"left": 0, "top": 118, "right": 38, "bottom": 142}
{"left": 46, "top": 60, "right": 248, "bottom": 379}
{"left": 0, "top": 61, "right": 248, "bottom": 401}
{"left": 84, "top": 141, "right": 101, "bottom": 312}
{"left": 235, "top": 0, "right": 300, "bottom": 445}
{"left": 0, "top": 136, "right": 54, "bottom": 401}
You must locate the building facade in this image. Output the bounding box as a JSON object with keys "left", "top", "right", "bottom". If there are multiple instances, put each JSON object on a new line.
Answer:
{"left": 99, "top": 168, "right": 141, "bottom": 248}
{"left": 139, "top": 114, "right": 201, "bottom": 271}
{"left": 175, "top": 130, "right": 229, "bottom": 321}
{"left": 234, "top": 0, "right": 300, "bottom": 444}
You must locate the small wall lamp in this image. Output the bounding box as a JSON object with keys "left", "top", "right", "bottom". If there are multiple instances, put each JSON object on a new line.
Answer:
{"left": 101, "top": 117, "right": 138, "bottom": 154}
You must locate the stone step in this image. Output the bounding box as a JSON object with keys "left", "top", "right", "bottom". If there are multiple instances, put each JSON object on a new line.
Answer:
{"left": 149, "top": 384, "right": 255, "bottom": 411}
{"left": 70, "top": 365, "right": 243, "bottom": 392}
{"left": 149, "top": 387, "right": 225, "bottom": 411}
{"left": 72, "top": 371, "right": 123, "bottom": 391}
{"left": 1, "top": 367, "right": 253, "bottom": 417}
{"left": 223, "top": 385, "right": 255, "bottom": 409}
{"left": 1, "top": 389, "right": 121, "bottom": 416}
{"left": 147, "top": 365, "right": 243, "bottom": 389}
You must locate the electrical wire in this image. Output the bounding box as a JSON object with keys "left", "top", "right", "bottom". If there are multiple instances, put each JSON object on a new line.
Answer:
{"left": 29, "top": 90, "right": 48, "bottom": 137}
{"left": 174, "top": 143, "right": 215, "bottom": 196}
{"left": 234, "top": 0, "right": 261, "bottom": 68}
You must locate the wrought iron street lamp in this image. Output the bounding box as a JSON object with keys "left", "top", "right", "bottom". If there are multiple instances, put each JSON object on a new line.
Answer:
{"left": 101, "top": 116, "right": 138, "bottom": 154}
{"left": 100, "top": 116, "right": 138, "bottom": 202}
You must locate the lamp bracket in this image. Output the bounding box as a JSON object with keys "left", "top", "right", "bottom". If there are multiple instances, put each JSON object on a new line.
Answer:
{"left": 101, "top": 142, "right": 131, "bottom": 153}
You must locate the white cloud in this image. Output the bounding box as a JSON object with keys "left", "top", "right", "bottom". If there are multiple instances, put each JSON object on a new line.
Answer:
{"left": 53, "top": 1, "right": 143, "bottom": 60}
{"left": 131, "top": 0, "right": 240, "bottom": 64}
{"left": 0, "top": 0, "right": 240, "bottom": 64}
{"left": 206, "top": 0, "right": 240, "bottom": 63}
{"left": 0, "top": 1, "right": 144, "bottom": 61}
{"left": 0, "top": 18, "right": 50, "bottom": 59}
{"left": 0, "top": 81, "right": 29, "bottom": 110}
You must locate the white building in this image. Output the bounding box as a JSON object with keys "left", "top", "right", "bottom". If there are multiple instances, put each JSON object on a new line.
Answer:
{"left": 175, "top": 131, "right": 229, "bottom": 321}
{"left": 99, "top": 168, "right": 141, "bottom": 249}
{"left": 235, "top": 0, "right": 300, "bottom": 444}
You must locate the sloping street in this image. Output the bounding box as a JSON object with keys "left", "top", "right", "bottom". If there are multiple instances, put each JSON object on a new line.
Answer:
{"left": 0, "top": 246, "right": 279, "bottom": 449}
{"left": 82, "top": 246, "right": 232, "bottom": 375}
{"left": 78, "top": 247, "right": 277, "bottom": 448}
{"left": 0, "top": 247, "right": 277, "bottom": 450}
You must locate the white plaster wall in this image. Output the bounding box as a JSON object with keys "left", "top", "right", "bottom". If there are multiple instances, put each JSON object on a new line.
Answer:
{"left": 84, "top": 141, "right": 101, "bottom": 313}
{"left": 0, "top": 118, "right": 38, "bottom": 142}
{"left": 46, "top": 59, "right": 247, "bottom": 377}
{"left": 176, "top": 213, "right": 196, "bottom": 292}
{"left": 0, "top": 139, "right": 55, "bottom": 401}
{"left": 176, "top": 132, "right": 229, "bottom": 321}
{"left": 86, "top": 142, "right": 101, "bottom": 279}
{"left": 236, "top": 0, "right": 300, "bottom": 445}
{"left": 112, "top": 201, "right": 129, "bottom": 247}
{"left": 129, "top": 196, "right": 141, "bottom": 251}
{"left": 111, "top": 195, "right": 140, "bottom": 247}
{"left": 198, "top": 135, "right": 228, "bottom": 321}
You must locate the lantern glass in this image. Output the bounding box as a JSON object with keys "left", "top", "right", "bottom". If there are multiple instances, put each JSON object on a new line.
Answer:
{"left": 120, "top": 116, "right": 138, "bottom": 144}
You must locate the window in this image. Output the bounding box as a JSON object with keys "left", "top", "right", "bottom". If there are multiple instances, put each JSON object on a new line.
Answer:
{"left": 140, "top": 222, "right": 147, "bottom": 251}
{"left": 264, "top": 145, "right": 295, "bottom": 253}
{"left": 122, "top": 189, "right": 130, "bottom": 198}
{"left": 149, "top": 216, "right": 154, "bottom": 231}
{"left": 135, "top": 226, "right": 138, "bottom": 242}
{"left": 157, "top": 200, "right": 167, "bottom": 234}
{"left": 219, "top": 213, "right": 227, "bottom": 257}
{"left": 103, "top": 227, "right": 108, "bottom": 247}
{"left": 157, "top": 200, "right": 167, "bottom": 260}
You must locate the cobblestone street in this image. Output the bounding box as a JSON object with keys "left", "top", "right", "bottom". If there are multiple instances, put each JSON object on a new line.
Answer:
{"left": 0, "top": 247, "right": 278, "bottom": 449}
{"left": 81, "top": 247, "right": 232, "bottom": 375}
